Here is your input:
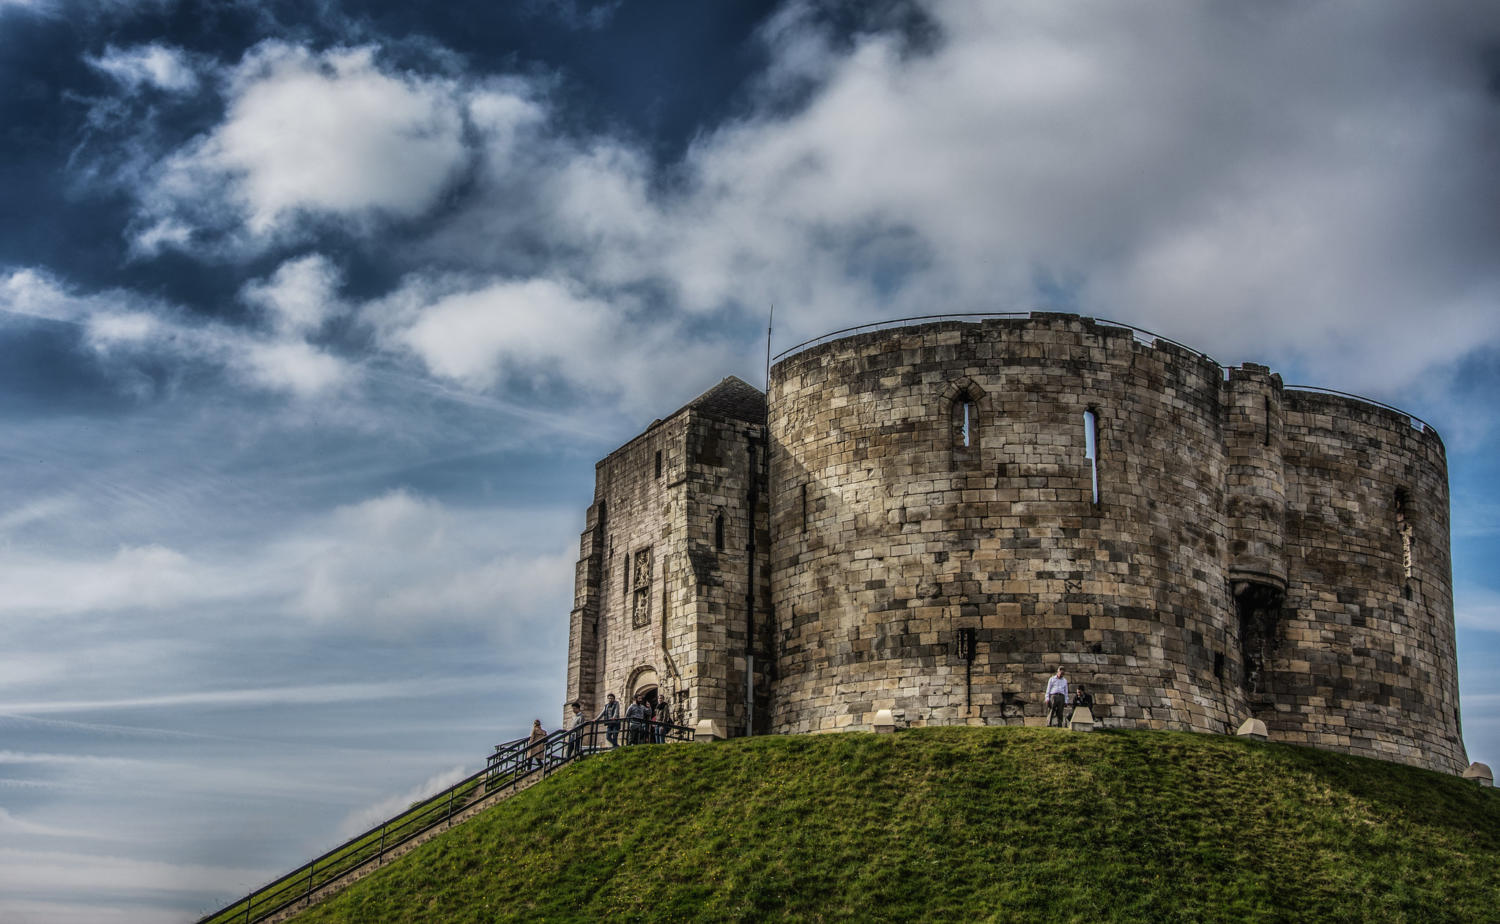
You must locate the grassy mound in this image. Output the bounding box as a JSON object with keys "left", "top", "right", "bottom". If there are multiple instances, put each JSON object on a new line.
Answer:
{"left": 292, "top": 727, "right": 1499, "bottom": 923}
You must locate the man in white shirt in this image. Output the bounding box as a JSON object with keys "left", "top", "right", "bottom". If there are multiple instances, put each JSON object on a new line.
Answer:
{"left": 1045, "top": 667, "right": 1069, "bottom": 727}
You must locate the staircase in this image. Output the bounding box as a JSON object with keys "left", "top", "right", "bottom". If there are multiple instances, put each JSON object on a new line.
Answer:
{"left": 198, "top": 719, "right": 693, "bottom": 924}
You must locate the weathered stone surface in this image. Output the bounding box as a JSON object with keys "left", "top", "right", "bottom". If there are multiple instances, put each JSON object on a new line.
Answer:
{"left": 567, "top": 314, "right": 1469, "bottom": 776}
{"left": 1069, "top": 706, "right": 1095, "bottom": 732}
{"left": 1463, "top": 762, "right": 1493, "bottom": 786}
{"left": 566, "top": 376, "right": 772, "bottom": 736}
{"left": 1236, "top": 718, "right": 1269, "bottom": 740}
{"left": 695, "top": 719, "right": 727, "bottom": 742}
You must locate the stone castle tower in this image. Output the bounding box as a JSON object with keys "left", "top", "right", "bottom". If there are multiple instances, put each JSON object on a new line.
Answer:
{"left": 566, "top": 313, "right": 1468, "bottom": 775}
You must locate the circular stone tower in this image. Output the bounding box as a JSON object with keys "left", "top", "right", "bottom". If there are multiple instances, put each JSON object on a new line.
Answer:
{"left": 766, "top": 314, "right": 1465, "bottom": 774}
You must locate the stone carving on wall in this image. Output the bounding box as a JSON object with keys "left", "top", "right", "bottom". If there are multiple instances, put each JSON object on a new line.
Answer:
{"left": 631, "top": 547, "right": 652, "bottom": 628}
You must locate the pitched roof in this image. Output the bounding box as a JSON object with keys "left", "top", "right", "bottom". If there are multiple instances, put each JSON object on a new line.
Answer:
{"left": 680, "top": 375, "right": 766, "bottom": 423}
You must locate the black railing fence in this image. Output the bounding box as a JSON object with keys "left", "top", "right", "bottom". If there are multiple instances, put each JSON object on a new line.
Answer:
{"left": 198, "top": 718, "right": 694, "bottom": 924}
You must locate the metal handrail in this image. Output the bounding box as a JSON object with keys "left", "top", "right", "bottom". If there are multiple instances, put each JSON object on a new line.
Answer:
{"left": 197, "top": 718, "right": 695, "bottom": 924}
{"left": 1283, "top": 385, "right": 1433, "bottom": 433}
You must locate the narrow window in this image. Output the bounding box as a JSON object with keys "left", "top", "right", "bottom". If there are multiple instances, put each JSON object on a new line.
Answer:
{"left": 1395, "top": 489, "right": 1413, "bottom": 593}
{"left": 1213, "top": 651, "right": 1225, "bottom": 680}
{"left": 655, "top": 450, "right": 663, "bottom": 479}
{"left": 952, "top": 390, "right": 978, "bottom": 448}
{"left": 714, "top": 512, "right": 725, "bottom": 551}
{"left": 1083, "top": 408, "right": 1100, "bottom": 506}
{"left": 1263, "top": 396, "right": 1271, "bottom": 447}
{"left": 801, "top": 483, "right": 809, "bottom": 532}
{"left": 623, "top": 551, "right": 630, "bottom": 600}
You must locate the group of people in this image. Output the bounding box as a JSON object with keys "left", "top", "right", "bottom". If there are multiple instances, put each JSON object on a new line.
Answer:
{"left": 523, "top": 672, "right": 1088, "bottom": 768}
{"left": 1044, "top": 667, "right": 1093, "bottom": 727}
{"left": 523, "top": 691, "right": 677, "bottom": 768}
{"left": 595, "top": 691, "right": 675, "bottom": 746}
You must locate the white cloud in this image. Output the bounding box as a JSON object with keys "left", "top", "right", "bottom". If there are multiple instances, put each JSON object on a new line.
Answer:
{"left": 406, "top": 1, "right": 1500, "bottom": 406}
{"left": 0, "top": 543, "right": 210, "bottom": 616}
{"left": 240, "top": 254, "right": 343, "bottom": 335}
{"left": 1, "top": 267, "right": 354, "bottom": 398}
{"left": 275, "top": 489, "right": 574, "bottom": 634}
{"left": 0, "top": 847, "right": 259, "bottom": 905}
{"left": 365, "top": 272, "right": 745, "bottom": 412}
{"left": 240, "top": 340, "right": 349, "bottom": 396}
{"left": 0, "top": 807, "right": 120, "bottom": 841}
{"left": 141, "top": 42, "right": 470, "bottom": 245}
{"left": 0, "top": 678, "right": 487, "bottom": 716}
{"left": 381, "top": 276, "right": 616, "bottom": 388}
{"left": 74, "top": 4, "right": 1500, "bottom": 414}
{"left": 86, "top": 43, "right": 198, "bottom": 93}
{"left": 0, "top": 268, "right": 90, "bottom": 323}
{"left": 0, "top": 487, "right": 575, "bottom": 639}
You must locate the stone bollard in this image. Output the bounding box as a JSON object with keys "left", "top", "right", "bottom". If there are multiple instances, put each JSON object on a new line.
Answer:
{"left": 1462, "top": 762, "right": 1493, "bottom": 787}
{"left": 872, "top": 709, "right": 896, "bottom": 734}
{"left": 694, "top": 719, "right": 725, "bottom": 742}
{"left": 1236, "top": 717, "right": 1268, "bottom": 741}
{"left": 1068, "top": 705, "right": 1095, "bottom": 732}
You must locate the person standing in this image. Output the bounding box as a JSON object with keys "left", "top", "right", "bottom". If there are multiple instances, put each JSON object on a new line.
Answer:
{"left": 527, "top": 719, "right": 547, "bottom": 770}
{"left": 598, "top": 693, "right": 620, "bottom": 748}
{"left": 1068, "top": 685, "right": 1094, "bottom": 725}
{"left": 1045, "top": 667, "right": 1069, "bottom": 727}
{"left": 567, "top": 701, "right": 587, "bottom": 758}
{"left": 625, "top": 694, "right": 649, "bottom": 745}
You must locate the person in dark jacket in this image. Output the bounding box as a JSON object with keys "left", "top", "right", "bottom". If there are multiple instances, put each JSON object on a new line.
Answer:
{"left": 598, "top": 692, "right": 620, "bottom": 747}
{"left": 566, "top": 701, "right": 587, "bottom": 757}
{"left": 1068, "top": 686, "right": 1094, "bottom": 725}
{"left": 625, "top": 694, "right": 649, "bottom": 745}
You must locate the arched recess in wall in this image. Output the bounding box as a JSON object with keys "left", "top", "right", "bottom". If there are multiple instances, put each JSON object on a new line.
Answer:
{"left": 627, "top": 665, "right": 660, "bottom": 701}
{"left": 939, "top": 377, "right": 989, "bottom": 468}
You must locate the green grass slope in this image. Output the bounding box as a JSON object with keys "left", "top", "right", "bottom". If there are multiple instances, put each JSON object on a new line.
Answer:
{"left": 292, "top": 727, "right": 1500, "bottom": 924}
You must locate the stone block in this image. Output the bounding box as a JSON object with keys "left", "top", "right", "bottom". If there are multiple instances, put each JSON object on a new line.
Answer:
{"left": 1068, "top": 706, "right": 1095, "bottom": 732}
{"left": 873, "top": 709, "right": 896, "bottom": 733}
{"left": 695, "top": 719, "right": 726, "bottom": 742}
{"left": 1462, "top": 762, "right": 1493, "bottom": 787}
{"left": 1236, "top": 717, "right": 1268, "bottom": 741}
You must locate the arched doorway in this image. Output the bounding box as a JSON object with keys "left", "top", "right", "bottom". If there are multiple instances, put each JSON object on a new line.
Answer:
{"left": 625, "top": 667, "right": 661, "bottom": 744}
{"left": 628, "top": 667, "right": 660, "bottom": 709}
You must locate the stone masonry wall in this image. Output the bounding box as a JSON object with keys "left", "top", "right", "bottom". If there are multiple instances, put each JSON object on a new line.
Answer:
{"left": 769, "top": 316, "right": 1243, "bottom": 736}
{"left": 567, "top": 385, "right": 771, "bottom": 734}
{"left": 1272, "top": 391, "right": 1465, "bottom": 773}
{"left": 568, "top": 413, "right": 693, "bottom": 725}
{"left": 764, "top": 314, "right": 1466, "bottom": 773}
{"left": 569, "top": 313, "right": 1466, "bottom": 774}
{"left": 681, "top": 412, "right": 773, "bottom": 735}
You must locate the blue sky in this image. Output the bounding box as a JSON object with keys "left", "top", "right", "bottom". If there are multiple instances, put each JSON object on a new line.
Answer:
{"left": 1, "top": 1, "right": 1497, "bottom": 921}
